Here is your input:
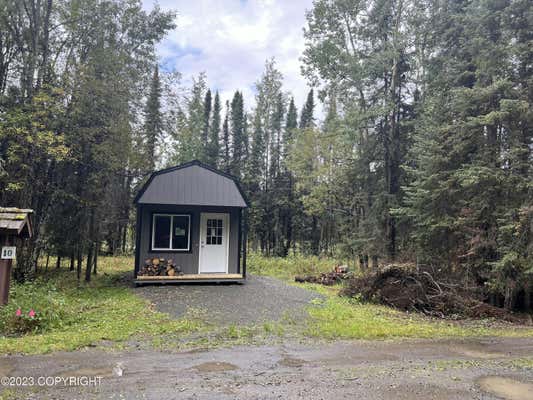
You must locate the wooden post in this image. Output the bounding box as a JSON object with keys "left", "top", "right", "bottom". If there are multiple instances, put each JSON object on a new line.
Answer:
{"left": 0, "top": 207, "right": 33, "bottom": 304}
{"left": 0, "top": 235, "right": 13, "bottom": 305}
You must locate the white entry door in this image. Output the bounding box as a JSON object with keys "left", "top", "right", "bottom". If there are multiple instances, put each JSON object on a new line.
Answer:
{"left": 199, "top": 213, "right": 229, "bottom": 273}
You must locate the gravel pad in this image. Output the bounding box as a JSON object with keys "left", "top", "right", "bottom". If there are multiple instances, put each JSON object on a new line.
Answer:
{"left": 135, "top": 275, "right": 322, "bottom": 325}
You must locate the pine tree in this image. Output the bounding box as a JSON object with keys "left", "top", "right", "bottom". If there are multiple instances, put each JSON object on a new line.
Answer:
{"left": 398, "top": 0, "right": 533, "bottom": 309}
{"left": 276, "top": 96, "right": 298, "bottom": 255}
{"left": 283, "top": 97, "right": 297, "bottom": 161}
{"left": 269, "top": 92, "right": 285, "bottom": 255}
{"left": 245, "top": 110, "right": 267, "bottom": 251}
{"left": 250, "top": 59, "right": 284, "bottom": 254}
{"left": 230, "top": 91, "right": 245, "bottom": 177}
{"left": 221, "top": 101, "right": 231, "bottom": 172}
{"left": 299, "top": 89, "right": 314, "bottom": 129}
{"left": 201, "top": 89, "right": 212, "bottom": 160}
{"left": 143, "top": 64, "right": 163, "bottom": 171}
{"left": 206, "top": 91, "right": 221, "bottom": 167}
{"left": 175, "top": 73, "right": 207, "bottom": 163}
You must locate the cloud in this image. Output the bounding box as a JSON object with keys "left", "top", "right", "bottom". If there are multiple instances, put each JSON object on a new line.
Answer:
{"left": 142, "top": 0, "right": 315, "bottom": 115}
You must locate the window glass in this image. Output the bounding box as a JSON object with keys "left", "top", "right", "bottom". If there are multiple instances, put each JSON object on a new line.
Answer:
{"left": 153, "top": 215, "right": 171, "bottom": 249}
{"left": 172, "top": 215, "right": 190, "bottom": 250}
{"left": 206, "top": 218, "right": 223, "bottom": 245}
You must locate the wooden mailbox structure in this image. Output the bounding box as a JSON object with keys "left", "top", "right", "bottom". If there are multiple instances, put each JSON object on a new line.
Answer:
{"left": 0, "top": 207, "right": 33, "bottom": 305}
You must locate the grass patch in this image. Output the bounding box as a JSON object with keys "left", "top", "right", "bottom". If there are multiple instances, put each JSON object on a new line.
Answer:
{"left": 0, "top": 256, "right": 203, "bottom": 355}
{"left": 301, "top": 283, "right": 533, "bottom": 339}
{"left": 248, "top": 252, "right": 341, "bottom": 281}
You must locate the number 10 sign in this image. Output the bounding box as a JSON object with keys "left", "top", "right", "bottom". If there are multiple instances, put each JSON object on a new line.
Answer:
{"left": 1, "top": 246, "right": 16, "bottom": 260}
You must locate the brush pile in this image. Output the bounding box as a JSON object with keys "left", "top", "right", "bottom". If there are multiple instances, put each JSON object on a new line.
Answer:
{"left": 341, "top": 266, "right": 524, "bottom": 322}
{"left": 138, "top": 258, "right": 182, "bottom": 277}
{"left": 295, "top": 265, "right": 350, "bottom": 286}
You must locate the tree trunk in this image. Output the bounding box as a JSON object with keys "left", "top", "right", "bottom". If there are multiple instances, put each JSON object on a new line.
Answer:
{"left": 523, "top": 285, "right": 530, "bottom": 312}
{"left": 85, "top": 208, "right": 96, "bottom": 282}
{"left": 93, "top": 241, "right": 98, "bottom": 275}
{"left": 85, "top": 244, "right": 93, "bottom": 282}
{"left": 56, "top": 255, "right": 61, "bottom": 269}
{"left": 76, "top": 248, "right": 82, "bottom": 281}
{"left": 504, "top": 282, "right": 515, "bottom": 311}
{"left": 69, "top": 253, "right": 74, "bottom": 271}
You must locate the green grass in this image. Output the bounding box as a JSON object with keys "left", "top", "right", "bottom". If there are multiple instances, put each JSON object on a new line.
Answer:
{"left": 301, "top": 283, "right": 533, "bottom": 339}
{"left": 248, "top": 252, "right": 341, "bottom": 281}
{"left": 0, "top": 257, "right": 203, "bottom": 355}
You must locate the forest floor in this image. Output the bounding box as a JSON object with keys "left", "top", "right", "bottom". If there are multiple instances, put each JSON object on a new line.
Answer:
{"left": 1, "top": 255, "right": 533, "bottom": 399}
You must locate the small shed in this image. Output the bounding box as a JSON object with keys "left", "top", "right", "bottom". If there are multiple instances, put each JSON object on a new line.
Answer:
{"left": 133, "top": 160, "right": 249, "bottom": 284}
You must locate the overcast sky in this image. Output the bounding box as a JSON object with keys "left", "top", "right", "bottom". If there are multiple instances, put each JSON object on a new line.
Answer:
{"left": 142, "top": 0, "right": 315, "bottom": 114}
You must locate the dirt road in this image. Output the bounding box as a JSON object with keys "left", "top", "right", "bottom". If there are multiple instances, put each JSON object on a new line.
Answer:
{"left": 2, "top": 337, "right": 532, "bottom": 399}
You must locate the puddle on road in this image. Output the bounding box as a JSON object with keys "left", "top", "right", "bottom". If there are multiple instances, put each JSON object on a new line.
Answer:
{"left": 59, "top": 367, "right": 115, "bottom": 377}
{"left": 191, "top": 362, "right": 238, "bottom": 373}
{"left": 278, "top": 357, "right": 306, "bottom": 367}
{"left": 453, "top": 346, "right": 503, "bottom": 359}
{"left": 0, "top": 361, "right": 14, "bottom": 376}
{"left": 477, "top": 376, "right": 533, "bottom": 400}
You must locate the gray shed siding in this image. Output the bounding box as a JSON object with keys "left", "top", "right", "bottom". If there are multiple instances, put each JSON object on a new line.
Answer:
{"left": 138, "top": 165, "right": 247, "bottom": 207}
{"left": 136, "top": 204, "right": 240, "bottom": 275}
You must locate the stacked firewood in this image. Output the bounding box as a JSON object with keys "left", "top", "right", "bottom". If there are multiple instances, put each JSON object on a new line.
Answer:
{"left": 138, "top": 258, "right": 182, "bottom": 277}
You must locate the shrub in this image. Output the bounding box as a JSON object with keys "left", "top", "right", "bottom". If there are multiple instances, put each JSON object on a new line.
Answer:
{"left": 6, "top": 309, "right": 41, "bottom": 334}
{"left": 0, "top": 279, "right": 69, "bottom": 335}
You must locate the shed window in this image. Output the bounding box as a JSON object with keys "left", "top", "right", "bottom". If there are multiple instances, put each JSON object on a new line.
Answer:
{"left": 152, "top": 214, "right": 190, "bottom": 251}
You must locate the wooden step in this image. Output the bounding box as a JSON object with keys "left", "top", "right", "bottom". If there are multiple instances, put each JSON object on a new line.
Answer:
{"left": 136, "top": 273, "right": 243, "bottom": 281}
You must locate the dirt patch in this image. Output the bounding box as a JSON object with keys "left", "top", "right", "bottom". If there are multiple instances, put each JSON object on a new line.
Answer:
{"left": 477, "top": 376, "right": 533, "bottom": 400}
{"left": 278, "top": 357, "right": 306, "bottom": 367}
{"left": 191, "top": 361, "right": 238, "bottom": 373}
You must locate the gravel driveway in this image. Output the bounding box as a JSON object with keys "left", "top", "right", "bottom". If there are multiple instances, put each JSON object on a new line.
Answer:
{"left": 135, "top": 274, "right": 322, "bottom": 325}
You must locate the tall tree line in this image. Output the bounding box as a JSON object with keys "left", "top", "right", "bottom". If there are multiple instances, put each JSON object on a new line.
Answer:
{"left": 298, "top": 0, "right": 532, "bottom": 309}
{"left": 0, "top": 0, "right": 175, "bottom": 281}
{"left": 1, "top": 0, "right": 530, "bottom": 310}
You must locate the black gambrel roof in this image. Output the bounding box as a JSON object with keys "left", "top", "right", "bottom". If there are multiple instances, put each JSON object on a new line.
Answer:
{"left": 134, "top": 160, "right": 249, "bottom": 208}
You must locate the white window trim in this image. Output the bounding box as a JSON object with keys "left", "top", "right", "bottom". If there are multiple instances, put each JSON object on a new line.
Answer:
{"left": 151, "top": 213, "right": 191, "bottom": 251}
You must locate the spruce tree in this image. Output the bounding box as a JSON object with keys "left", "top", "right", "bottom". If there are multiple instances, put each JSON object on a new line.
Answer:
{"left": 230, "top": 91, "right": 245, "bottom": 177}
{"left": 175, "top": 73, "right": 207, "bottom": 163}
{"left": 299, "top": 89, "right": 314, "bottom": 129}
{"left": 275, "top": 96, "right": 299, "bottom": 255}
{"left": 143, "top": 64, "right": 163, "bottom": 171}
{"left": 221, "top": 101, "right": 231, "bottom": 172}
{"left": 206, "top": 91, "right": 221, "bottom": 167}
{"left": 201, "top": 89, "right": 212, "bottom": 160}
{"left": 283, "top": 97, "right": 297, "bottom": 161}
